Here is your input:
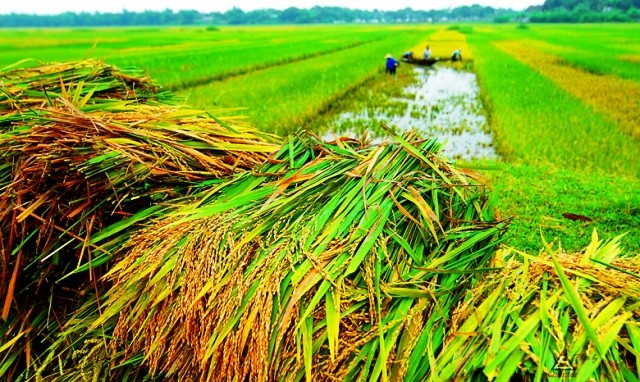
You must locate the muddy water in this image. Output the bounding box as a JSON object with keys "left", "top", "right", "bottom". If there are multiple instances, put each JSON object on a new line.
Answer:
{"left": 323, "top": 66, "right": 497, "bottom": 160}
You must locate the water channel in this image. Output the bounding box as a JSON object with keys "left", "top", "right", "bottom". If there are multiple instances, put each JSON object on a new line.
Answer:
{"left": 323, "top": 66, "right": 497, "bottom": 161}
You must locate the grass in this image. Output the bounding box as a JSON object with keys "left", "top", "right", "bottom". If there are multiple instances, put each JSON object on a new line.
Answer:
{"left": 482, "top": 162, "right": 640, "bottom": 254}
{"left": 116, "top": 27, "right": 390, "bottom": 90}
{"left": 494, "top": 40, "right": 640, "bottom": 141}
{"left": 463, "top": 24, "right": 640, "bottom": 254}
{"left": 501, "top": 23, "right": 640, "bottom": 82}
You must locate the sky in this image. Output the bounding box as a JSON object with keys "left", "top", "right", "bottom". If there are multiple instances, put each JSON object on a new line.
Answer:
{"left": 0, "top": 0, "right": 544, "bottom": 15}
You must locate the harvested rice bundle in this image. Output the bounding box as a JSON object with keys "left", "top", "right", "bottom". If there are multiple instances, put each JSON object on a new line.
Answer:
{"left": 0, "top": 61, "right": 278, "bottom": 380}
{"left": 0, "top": 59, "right": 173, "bottom": 114}
{"left": 0, "top": 101, "right": 276, "bottom": 273}
{"left": 73, "top": 129, "right": 506, "bottom": 382}
{"left": 433, "top": 232, "right": 640, "bottom": 381}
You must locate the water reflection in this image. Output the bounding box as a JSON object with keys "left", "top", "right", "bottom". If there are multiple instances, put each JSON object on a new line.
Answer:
{"left": 323, "top": 66, "right": 497, "bottom": 160}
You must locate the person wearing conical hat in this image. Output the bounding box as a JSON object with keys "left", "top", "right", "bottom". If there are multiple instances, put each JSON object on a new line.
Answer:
{"left": 385, "top": 53, "right": 399, "bottom": 75}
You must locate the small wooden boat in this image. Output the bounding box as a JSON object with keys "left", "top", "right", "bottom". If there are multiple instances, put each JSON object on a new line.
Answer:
{"left": 401, "top": 57, "right": 441, "bottom": 66}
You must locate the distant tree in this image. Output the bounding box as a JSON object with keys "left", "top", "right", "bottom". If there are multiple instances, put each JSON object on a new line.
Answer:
{"left": 534, "top": 0, "right": 638, "bottom": 21}
{"left": 177, "top": 10, "right": 199, "bottom": 25}
{"left": 280, "top": 7, "right": 310, "bottom": 23}
{"left": 494, "top": 14, "right": 512, "bottom": 22}
{"left": 225, "top": 7, "right": 246, "bottom": 25}
{"left": 629, "top": 6, "right": 640, "bottom": 18}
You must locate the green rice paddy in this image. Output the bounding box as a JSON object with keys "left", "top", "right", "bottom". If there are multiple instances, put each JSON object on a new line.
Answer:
{"left": 1, "top": 23, "right": 638, "bottom": 253}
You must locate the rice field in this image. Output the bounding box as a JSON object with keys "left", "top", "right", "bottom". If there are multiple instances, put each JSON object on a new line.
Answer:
{"left": 1, "top": 22, "right": 640, "bottom": 381}
{"left": 464, "top": 24, "right": 640, "bottom": 253}
{"left": 0, "top": 26, "right": 417, "bottom": 89}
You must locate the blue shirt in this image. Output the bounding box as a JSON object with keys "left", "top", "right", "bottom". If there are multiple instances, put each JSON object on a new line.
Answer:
{"left": 386, "top": 57, "right": 399, "bottom": 70}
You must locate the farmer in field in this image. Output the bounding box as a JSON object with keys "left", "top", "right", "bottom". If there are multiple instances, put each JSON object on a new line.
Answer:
{"left": 451, "top": 48, "right": 462, "bottom": 61}
{"left": 423, "top": 45, "right": 432, "bottom": 60}
{"left": 385, "top": 54, "right": 399, "bottom": 75}
{"left": 402, "top": 51, "right": 413, "bottom": 61}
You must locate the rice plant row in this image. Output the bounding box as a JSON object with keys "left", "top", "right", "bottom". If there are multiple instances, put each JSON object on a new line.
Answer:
{"left": 495, "top": 40, "right": 640, "bottom": 141}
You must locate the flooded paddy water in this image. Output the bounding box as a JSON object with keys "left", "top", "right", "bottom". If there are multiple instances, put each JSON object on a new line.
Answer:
{"left": 323, "top": 66, "right": 497, "bottom": 161}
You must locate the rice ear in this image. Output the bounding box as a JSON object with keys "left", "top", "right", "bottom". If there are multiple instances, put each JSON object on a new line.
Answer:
{"left": 77, "top": 129, "right": 506, "bottom": 381}
{"left": 436, "top": 234, "right": 640, "bottom": 381}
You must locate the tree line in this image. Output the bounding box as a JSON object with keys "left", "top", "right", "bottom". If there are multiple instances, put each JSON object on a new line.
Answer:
{"left": 0, "top": 1, "right": 638, "bottom": 27}
{"left": 0, "top": 6, "right": 523, "bottom": 27}
{"left": 526, "top": 0, "right": 640, "bottom": 22}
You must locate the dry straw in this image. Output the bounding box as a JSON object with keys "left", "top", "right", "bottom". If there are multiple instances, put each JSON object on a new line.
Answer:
{"left": 0, "top": 59, "right": 278, "bottom": 380}
{"left": 44, "top": 128, "right": 505, "bottom": 381}
{"left": 0, "top": 58, "right": 171, "bottom": 110}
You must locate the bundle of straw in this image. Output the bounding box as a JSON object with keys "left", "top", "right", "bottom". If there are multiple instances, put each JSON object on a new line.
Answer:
{"left": 433, "top": 231, "right": 640, "bottom": 381}
{"left": 0, "top": 103, "right": 276, "bottom": 258}
{"left": 50, "top": 129, "right": 505, "bottom": 381}
{"left": 0, "top": 60, "right": 278, "bottom": 380}
{"left": 0, "top": 59, "right": 173, "bottom": 114}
